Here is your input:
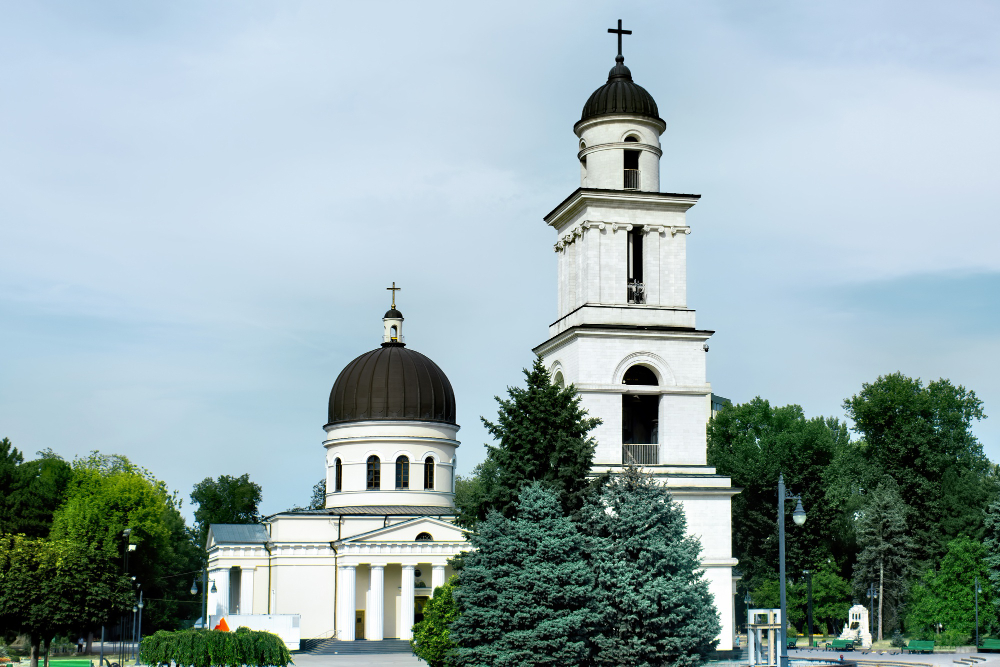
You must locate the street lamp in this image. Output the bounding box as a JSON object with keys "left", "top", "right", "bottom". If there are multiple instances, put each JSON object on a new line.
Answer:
{"left": 976, "top": 576, "right": 982, "bottom": 648}
{"left": 744, "top": 592, "right": 752, "bottom": 650}
{"left": 778, "top": 473, "right": 807, "bottom": 667}
{"left": 866, "top": 583, "right": 878, "bottom": 644}
{"left": 190, "top": 577, "right": 217, "bottom": 628}
{"left": 135, "top": 594, "right": 144, "bottom": 666}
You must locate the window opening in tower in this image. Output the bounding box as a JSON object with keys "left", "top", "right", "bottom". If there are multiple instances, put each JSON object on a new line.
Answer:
{"left": 624, "top": 148, "right": 640, "bottom": 190}
{"left": 627, "top": 227, "right": 645, "bottom": 304}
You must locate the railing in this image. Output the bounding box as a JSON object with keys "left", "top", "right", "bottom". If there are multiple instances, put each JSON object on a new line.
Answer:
{"left": 624, "top": 168, "right": 641, "bottom": 190}
{"left": 627, "top": 280, "right": 646, "bottom": 304}
{"left": 622, "top": 444, "right": 659, "bottom": 465}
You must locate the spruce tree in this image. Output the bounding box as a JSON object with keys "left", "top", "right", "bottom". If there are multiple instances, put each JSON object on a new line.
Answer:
{"left": 580, "top": 468, "right": 720, "bottom": 667}
{"left": 851, "top": 476, "right": 915, "bottom": 639}
{"left": 450, "top": 483, "right": 598, "bottom": 667}
{"left": 982, "top": 499, "right": 1000, "bottom": 627}
{"left": 476, "top": 356, "right": 600, "bottom": 520}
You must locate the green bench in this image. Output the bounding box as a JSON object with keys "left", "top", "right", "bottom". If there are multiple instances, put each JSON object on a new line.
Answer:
{"left": 825, "top": 639, "right": 855, "bottom": 651}
{"left": 787, "top": 639, "right": 798, "bottom": 649}
{"left": 903, "top": 640, "right": 935, "bottom": 654}
{"left": 46, "top": 661, "right": 92, "bottom": 667}
{"left": 979, "top": 638, "right": 1000, "bottom": 652}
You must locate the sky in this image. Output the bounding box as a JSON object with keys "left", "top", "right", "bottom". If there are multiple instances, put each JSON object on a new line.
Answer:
{"left": 1, "top": 1, "right": 999, "bottom": 521}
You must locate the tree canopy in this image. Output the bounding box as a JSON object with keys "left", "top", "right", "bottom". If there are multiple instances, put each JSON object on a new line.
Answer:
{"left": 190, "top": 473, "right": 262, "bottom": 547}
{"left": 460, "top": 357, "right": 600, "bottom": 523}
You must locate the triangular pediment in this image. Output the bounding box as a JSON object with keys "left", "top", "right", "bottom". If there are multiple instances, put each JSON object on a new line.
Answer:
{"left": 337, "top": 517, "right": 467, "bottom": 545}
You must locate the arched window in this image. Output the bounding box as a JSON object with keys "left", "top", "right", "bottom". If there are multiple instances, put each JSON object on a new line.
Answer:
{"left": 390, "top": 325, "right": 398, "bottom": 341}
{"left": 423, "top": 456, "right": 435, "bottom": 490}
{"left": 623, "top": 364, "right": 658, "bottom": 385}
{"left": 366, "top": 455, "right": 380, "bottom": 490}
{"left": 416, "top": 532, "right": 433, "bottom": 541}
{"left": 396, "top": 455, "right": 410, "bottom": 489}
{"left": 553, "top": 371, "right": 565, "bottom": 387}
{"left": 334, "top": 458, "right": 343, "bottom": 492}
{"left": 624, "top": 134, "right": 639, "bottom": 142}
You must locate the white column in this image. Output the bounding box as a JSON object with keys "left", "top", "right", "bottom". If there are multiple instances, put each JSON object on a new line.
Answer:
{"left": 367, "top": 565, "right": 384, "bottom": 641}
{"left": 400, "top": 564, "right": 415, "bottom": 640}
{"left": 431, "top": 565, "right": 446, "bottom": 591}
{"left": 213, "top": 568, "right": 230, "bottom": 620}
{"left": 338, "top": 565, "right": 356, "bottom": 641}
{"left": 241, "top": 569, "right": 254, "bottom": 616}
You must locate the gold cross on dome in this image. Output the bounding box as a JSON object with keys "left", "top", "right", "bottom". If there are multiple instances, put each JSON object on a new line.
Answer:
{"left": 386, "top": 282, "right": 401, "bottom": 309}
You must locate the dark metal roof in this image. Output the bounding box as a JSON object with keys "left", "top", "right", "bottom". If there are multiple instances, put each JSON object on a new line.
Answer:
{"left": 209, "top": 524, "right": 270, "bottom": 544}
{"left": 271, "top": 506, "right": 457, "bottom": 517}
{"left": 328, "top": 344, "right": 456, "bottom": 425}
{"left": 580, "top": 56, "right": 661, "bottom": 123}
{"left": 384, "top": 308, "right": 403, "bottom": 319}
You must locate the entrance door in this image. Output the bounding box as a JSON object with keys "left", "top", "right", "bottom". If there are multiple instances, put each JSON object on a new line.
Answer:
{"left": 415, "top": 596, "right": 430, "bottom": 624}
{"left": 355, "top": 610, "right": 364, "bottom": 639}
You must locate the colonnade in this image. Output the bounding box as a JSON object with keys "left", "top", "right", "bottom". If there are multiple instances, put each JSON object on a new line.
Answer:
{"left": 337, "top": 563, "right": 447, "bottom": 641}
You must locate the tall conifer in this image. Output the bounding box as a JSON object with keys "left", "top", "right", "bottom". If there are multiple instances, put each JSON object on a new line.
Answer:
{"left": 450, "top": 483, "right": 598, "bottom": 666}
{"left": 580, "top": 468, "right": 720, "bottom": 667}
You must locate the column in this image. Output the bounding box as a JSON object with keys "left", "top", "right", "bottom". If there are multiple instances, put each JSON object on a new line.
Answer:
{"left": 400, "top": 564, "right": 415, "bottom": 640}
{"left": 212, "top": 568, "right": 230, "bottom": 622}
{"left": 431, "top": 565, "right": 446, "bottom": 591}
{"left": 338, "top": 565, "right": 356, "bottom": 641}
{"left": 367, "top": 565, "right": 384, "bottom": 641}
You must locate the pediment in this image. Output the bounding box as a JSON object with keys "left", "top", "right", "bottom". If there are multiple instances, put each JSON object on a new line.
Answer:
{"left": 337, "top": 517, "right": 467, "bottom": 545}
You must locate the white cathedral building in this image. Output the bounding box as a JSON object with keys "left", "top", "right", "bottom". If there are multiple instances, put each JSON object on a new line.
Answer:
{"left": 206, "top": 34, "right": 738, "bottom": 651}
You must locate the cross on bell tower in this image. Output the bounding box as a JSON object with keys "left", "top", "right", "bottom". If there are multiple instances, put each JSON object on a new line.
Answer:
{"left": 608, "top": 19, "right": 632, "bottom": 57}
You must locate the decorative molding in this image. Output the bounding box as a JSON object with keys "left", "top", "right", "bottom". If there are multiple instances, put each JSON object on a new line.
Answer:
{"left": 611, "top": 351, "right": 677, "bottom": 387}
{"left": 670, "top": 226, "right": 691, "bottom": 236}
{"left": 576, "top": 142, "right": 663, "bottom": 160}
{"left": 339, "top": 541, "right": 467, "bottom": 557}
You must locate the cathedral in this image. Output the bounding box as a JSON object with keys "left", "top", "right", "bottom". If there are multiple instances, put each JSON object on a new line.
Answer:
{"left": 206, "top": 26, "right": 737, "bottom": 651}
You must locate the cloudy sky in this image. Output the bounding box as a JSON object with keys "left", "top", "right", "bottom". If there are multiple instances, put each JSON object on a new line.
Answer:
{"left": 2, "top": 1, "right": 998, "bottom": 520}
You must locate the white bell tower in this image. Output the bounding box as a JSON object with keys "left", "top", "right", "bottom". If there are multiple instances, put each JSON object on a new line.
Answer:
{"left": 533, "top": 22, "right": 739, "bottom": 652}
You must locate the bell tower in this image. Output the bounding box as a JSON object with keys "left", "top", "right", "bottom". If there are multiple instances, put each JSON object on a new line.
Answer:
{"left": 533, "top": 21, "right": 738, "bottom": 651}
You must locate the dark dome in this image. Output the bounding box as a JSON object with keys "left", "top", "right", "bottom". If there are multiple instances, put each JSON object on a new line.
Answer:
{"left": 328, "top": 343, "right": 456, "bottom": 426}
{"left": 384, "top": 308, "right": 403, "bottom": 319}
{"left": 580, "top": 55, "right": 661, "bottom": 123}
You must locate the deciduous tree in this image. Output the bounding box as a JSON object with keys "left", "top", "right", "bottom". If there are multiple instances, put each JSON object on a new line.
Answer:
{"left": 411, "top": 575, "right": 460, "bottom": 667}
{"left": 190, "top": 473, "right": 262, "bottom": 547}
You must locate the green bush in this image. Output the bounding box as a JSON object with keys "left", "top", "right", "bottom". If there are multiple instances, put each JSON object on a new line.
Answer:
{"left": 139, "top": 627, "right": 291, "bottom": 667}
{"left": 890, "top": 630, "right": 906, "bottom": 648}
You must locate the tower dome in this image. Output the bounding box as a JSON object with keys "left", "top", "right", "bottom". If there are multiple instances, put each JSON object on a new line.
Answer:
{"left": 327, "top": 311, "right": 457, "bottom": 426}
{"left": 580, "top": 54, "right": 661, "bottom": 124}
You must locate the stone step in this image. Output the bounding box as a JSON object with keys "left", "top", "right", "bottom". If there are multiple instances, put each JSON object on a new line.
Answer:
{"left": 301, "top": 638, "right": 414, "bottom": 655}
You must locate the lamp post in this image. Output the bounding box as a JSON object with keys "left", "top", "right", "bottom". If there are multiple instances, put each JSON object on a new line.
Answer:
{"left": 867, "top": 582, "right": 878, "bottom": 644}
{"left": 803, "top": 570, "right": 813, "bottom": 648}
{"left": 744, "top": 592, "right": 753, "bottom": 652}
{"left": 778, "top": 473, "right": 807, "bottom": 667}
{"left": 976, "top": 575, "right": 982, "bottom": 648}
{"left": 135, "top": 593, "right": 144, "bottom": 665}
{"left": 130, "top": 605, "right": 138, "bottom": 661}
{"left": 191, "top": 576, "right": 216, "bottom": 628}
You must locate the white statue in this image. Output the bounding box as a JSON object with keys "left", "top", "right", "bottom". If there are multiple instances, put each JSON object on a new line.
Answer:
{"left": 839, "top": 604, "right": 872, "bottom": 648}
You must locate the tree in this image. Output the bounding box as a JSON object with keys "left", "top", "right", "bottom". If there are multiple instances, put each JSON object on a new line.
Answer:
{"left": 6, "top": 452, "right": 73, "bottom": 537}
{"left": 190, "top": 473, "right": 262, "bottom": 548}
{"left": 411, "top": 575, "right": 460, "bottom": 667}
{"left": 453, "top": 459, "right": 499, "bottom": 529}
{"left": 983, "top": 499, "right": 1000, "bottom": 627}
{"left": 852, "top": 477, "right": 915, "bottom": 639}
{"left": 810, "top": 564, "right": 852, "bottom": 636}
{"left": 580, "top": 468, "right": 720, "bottom": 666}
{"left": 470, "top": 357, "right": 600, "bottom": 521}
{"left": 309, "top": 477, "right": 326, "bottom": 510}
{"left": 0, "top": 535, "right": 131, "bottom": 667}
{"left": 707, "top": 399, "right": 853, "bottom": 590}
{"left": 450, "top": 483, "right": 598, "bottom": 666}
{"left": 50, "top": 452, "right": 203, "bottom": 633}
{"left": 906, "top": 536, "right": 994, "bottom": 644}
{"left": 844, "top": 373, "right": 994, "bottom": 563}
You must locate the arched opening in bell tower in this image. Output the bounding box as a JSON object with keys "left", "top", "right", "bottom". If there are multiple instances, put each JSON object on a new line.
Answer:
{"left": 621, "top": 364, "right": 659, "bottom": 465}
{"left": 624, "top": 135, "right": 640, "bottom": 190}
{"left": 627, "top": 227, "right": 644, "bottom": 303}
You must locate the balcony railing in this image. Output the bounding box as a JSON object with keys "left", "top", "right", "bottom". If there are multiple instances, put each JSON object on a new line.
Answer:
{"left": 624, "top": 169, "right": 641, "bottom": 190}
{"left": 627, "top": 280, "right": 646, "bottom": 304}
{"left": 623, "top": 444, "right": 658, "bottom": 465}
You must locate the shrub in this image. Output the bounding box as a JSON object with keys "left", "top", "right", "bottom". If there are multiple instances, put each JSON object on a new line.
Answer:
{"left": 139, "top": 627, "right": 291, "bottom": 667}
{"left": 890, "top": 630, "right": 906, "bottom": 648}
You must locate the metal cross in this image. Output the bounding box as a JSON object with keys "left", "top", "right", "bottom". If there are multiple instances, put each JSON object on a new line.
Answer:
{"left": 608, "top": 19, "right": 632, "bottom": 57}
{"left": 386, "top": 282, "right": 401, "bottom": 309}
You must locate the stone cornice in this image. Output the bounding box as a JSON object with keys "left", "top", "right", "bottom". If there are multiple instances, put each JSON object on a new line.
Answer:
{"left": 578, "top": 141, "right": 662, "bottom": 161}
{"left": 545, "top": 188, "right": 700, "bottom": 229}
{"left": 553, "top": 220, "right": 690, "bottom": 252}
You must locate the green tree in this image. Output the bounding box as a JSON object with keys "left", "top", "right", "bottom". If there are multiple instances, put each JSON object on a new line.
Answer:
{"left": 844, "top": 373, "right": 994, "bottom": 563}
{"left": 453, "top": 459, "right": 499, "bottom": 529}
{"left": 470, "top": 357, "right": 600, "bottom": 521}
{"left": 906, "top": 536, "right": 994, "bottom": 643}
{"left": 6, "top": 452, "right": 73, "bottom": 537}
{"left": 309, "top": 477, "right": 326, "bottom": 510}
{"left": 411, "top": 575, "right": 460, "bottom": 667}
{"left": 852, "top": 476, "right": 915, "bottom": 639}
{"left": 707, "top": 399, "right": 853, "bottom": 590}
{"left": 983, "top": 499, "right": 1000, "bottom": 627}
{"left": 810, "top": 564, "right": 852, "bottom": 636}
{"left": 0, "top": 535, "right": 131, "bottom": 667}
{"left": 450, "top": 483, "right": 598, "bottom": 666}
{"left": 50, "top": 452, "right": 203, "bottom": 632}
{"left": 190, "top": 473, "right": 262, "bottom": 547}
{"left": 580, "top": 468, "right": 720, "bottom": 666}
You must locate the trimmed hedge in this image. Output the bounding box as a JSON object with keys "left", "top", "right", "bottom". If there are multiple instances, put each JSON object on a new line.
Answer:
{"left": 139, "top": 627, "right": 292, "bottom": 667}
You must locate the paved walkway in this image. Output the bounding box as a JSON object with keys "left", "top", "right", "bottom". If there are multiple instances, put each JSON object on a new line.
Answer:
{"left": 790, "top": 648, "right": 1000, "bottom": 667}
{"left": 292, "top": 653, "right": 424, "bottom": 666}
